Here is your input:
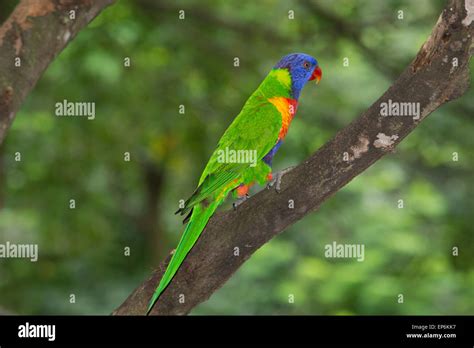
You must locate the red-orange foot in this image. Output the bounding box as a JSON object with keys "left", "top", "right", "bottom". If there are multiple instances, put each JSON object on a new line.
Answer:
{"left": 233, "top": 184, "right": 251, "bottom": 210}
{"left": 236, "top": 184, "right": 250, "bottom": 197}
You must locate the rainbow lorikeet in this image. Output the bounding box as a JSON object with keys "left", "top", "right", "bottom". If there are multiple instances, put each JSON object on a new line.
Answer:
{"left": 147, "top": 53, "right": 322, "bottom": 313}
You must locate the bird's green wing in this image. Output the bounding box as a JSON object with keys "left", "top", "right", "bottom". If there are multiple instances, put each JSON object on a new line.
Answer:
{"left": 177, "top": 97, "right": 282, "bottom": 215}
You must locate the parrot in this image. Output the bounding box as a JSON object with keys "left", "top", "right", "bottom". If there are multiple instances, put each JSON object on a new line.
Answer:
{"left": 147, "top": 53, "right": 322, "bottom": 313}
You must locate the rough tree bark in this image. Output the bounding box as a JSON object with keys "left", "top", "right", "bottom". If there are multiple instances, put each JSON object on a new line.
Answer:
{"left": 114, "top": 0, "right": 473, "bottom": 315}
{"left": 0, "top": 0, "right": 115, "bottom": 145}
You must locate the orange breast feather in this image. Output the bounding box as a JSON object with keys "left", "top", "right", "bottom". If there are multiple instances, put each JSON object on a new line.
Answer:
{"left": 268, "top": 97, "right": 298, "bottom": 140}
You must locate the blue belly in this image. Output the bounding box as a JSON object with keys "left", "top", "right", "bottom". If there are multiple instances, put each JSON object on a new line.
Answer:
{"left": 263, "top": 140, "right": 282, "bottom": 166}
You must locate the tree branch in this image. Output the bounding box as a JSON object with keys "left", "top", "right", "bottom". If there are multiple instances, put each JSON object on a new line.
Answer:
{"left": 0, "top": 0, "right": 115, "bottom": 145}
{"left": 113, "top": 0, "right": 473, "bottom": 315}
{"left": 301, "top": 0, "right": 473, "bottom": 123}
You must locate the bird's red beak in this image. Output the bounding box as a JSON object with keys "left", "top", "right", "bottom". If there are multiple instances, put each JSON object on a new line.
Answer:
{"left": 310, "top": 66, "right": 322, "bottom": 84}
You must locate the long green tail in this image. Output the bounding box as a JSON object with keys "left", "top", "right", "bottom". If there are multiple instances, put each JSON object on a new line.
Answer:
{"left": 147, "top": 200, "right": 220, "bottom": 314}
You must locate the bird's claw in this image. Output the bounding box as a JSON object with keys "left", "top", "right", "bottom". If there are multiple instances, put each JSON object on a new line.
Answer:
{"left": 266, "top": 166, "right": 295, "bottom": 193}
{"left": 233, "top": 193, "right": 249, "bottom": 210}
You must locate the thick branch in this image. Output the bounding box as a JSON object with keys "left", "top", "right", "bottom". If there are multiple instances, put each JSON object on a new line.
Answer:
{"left": 0, "top": 0, "right": 115, "bottom": 145}
{"left": 114, "top": 0, "right": 473, "bottom": 315}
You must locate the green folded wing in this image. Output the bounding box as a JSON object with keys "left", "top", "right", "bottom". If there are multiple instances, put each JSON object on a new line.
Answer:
{"left": 177, "top": 97, "right": 282, "bottom": 215}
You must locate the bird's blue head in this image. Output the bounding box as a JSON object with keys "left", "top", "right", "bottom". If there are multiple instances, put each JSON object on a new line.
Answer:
{"left": 274, "top": 53, "right": 322, "bottom": 99}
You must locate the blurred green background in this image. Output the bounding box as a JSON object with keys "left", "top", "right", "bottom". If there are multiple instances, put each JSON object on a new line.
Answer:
{"left": 0, "top": 0, "right": 472, "bottom": 315}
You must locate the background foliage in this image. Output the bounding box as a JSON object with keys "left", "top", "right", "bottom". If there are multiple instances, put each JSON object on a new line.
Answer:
{"left": 0, "top": 0, "right": 472, "bottom": 315}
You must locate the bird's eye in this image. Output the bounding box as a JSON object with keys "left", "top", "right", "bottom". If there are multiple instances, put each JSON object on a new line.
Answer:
{"left": 303, "top": 61, "right": 311, "bottom": 69}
